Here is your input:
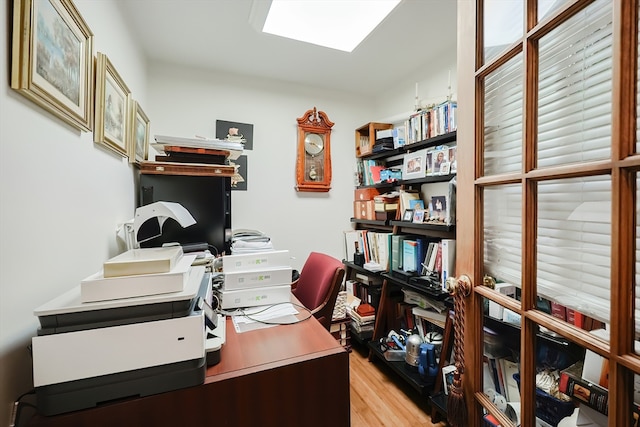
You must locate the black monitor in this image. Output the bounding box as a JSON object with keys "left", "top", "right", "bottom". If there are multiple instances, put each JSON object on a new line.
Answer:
{"left": 138, "top": 174, "right": 231, "bottom": 256}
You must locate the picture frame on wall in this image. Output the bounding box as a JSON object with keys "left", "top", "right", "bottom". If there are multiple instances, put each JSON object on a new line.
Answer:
{"left": 402, "top": 149, "right": 428, "bottom": 180}
{"left": 94, "top": 52, "right": 131, "bottom": 157}
{"left": 129, "top": 100, "right": 150, "bottom": 164}
{"left": 230, "top": 155, "right": 247, "bottom": 191}
{"left": 215, "top": 120, "right": 254, "bottom": 150}
{"left": 11, "top": 0, "right": 94, "bottom": 132}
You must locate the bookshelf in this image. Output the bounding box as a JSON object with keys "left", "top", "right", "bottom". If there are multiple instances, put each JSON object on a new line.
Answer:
{"left": 347, "top": 123, "right": 458, "bottom": 416}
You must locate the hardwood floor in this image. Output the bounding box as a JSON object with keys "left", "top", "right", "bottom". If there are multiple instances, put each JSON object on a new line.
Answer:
{"left": 349, "top": 342, "right": 448, "bottom": 427}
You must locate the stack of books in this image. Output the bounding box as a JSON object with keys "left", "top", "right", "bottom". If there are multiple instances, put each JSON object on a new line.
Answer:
{"left": 350, "top": 303, "right": 376, "bottom": 339}
{"left": 80, "top": 246, "right": 194, "bottom": 303}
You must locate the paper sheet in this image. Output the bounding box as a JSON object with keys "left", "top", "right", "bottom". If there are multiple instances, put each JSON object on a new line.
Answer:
{"left": 232, "top": 303, "right": 299, "bottom": 333}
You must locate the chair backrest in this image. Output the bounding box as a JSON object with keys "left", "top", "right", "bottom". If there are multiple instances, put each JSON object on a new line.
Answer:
{"left": 292, "top": 252, "right": 345, "bottom": 330}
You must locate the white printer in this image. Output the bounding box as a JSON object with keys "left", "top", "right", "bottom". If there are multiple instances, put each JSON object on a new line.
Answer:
{"left": 31, "top": 265, "right": 212, "bottom": 416}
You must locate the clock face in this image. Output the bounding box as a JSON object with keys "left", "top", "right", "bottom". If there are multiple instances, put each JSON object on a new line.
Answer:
{"left": 304, "top": 133, "right": 324, "bottom": 156}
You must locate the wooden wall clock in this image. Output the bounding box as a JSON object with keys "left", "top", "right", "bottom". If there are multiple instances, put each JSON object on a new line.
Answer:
{"left": 295, "top": 107, "right": 334, "bottom": 192}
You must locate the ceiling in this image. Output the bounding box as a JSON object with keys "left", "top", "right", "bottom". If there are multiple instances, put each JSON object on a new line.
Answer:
{"left": 117, "top": 0, "right": 457, "bottom": 97}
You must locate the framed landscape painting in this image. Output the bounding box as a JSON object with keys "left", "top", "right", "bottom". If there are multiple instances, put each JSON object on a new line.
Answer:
{"left": 129, "top": 100, "right": 150, "bottom": 164}
{"left": 94, "top": 52, "right": 131, "bottom": 157}
{"left": 11, "top": 0, "right": 94, "bottom": 131}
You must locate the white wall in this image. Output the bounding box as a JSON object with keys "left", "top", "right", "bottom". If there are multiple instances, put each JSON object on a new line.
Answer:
{"left": 146, "top": 62, "right": 376, "bottom": 272}
{"left": 0, "top": 3, "right": 456, "bottom": 424}
{"left": 146, "top": 50, "right": 457, "bottom": 273}
{"left": 0, "top": 1, "right": 146, "bottom": 423}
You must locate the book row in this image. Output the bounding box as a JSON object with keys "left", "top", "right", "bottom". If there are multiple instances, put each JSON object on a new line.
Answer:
{"left": 404, "top": 101, "right": 458, "bottom": 146}
{"left": 343, "top": 230, "right": 456, "bottom": 289}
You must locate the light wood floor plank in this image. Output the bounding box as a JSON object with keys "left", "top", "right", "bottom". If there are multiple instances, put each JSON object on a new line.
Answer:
{"left": 349, "top": 343, "right": 448, "bottom": 427}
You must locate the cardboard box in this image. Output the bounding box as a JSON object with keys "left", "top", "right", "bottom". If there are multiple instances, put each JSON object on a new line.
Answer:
{"left": 354, "top": 188, "right": 380, "bottom": 201}
{"left": 222, "top": 250, "right": 290, "bottom": 273}
{"left": 217, "top": 284, "right": 291, "bottom": 309}
{"left": 223, "top": 267, "right": 292, "bottom": 291}
{"left": 354, "top": 200, "right": 375, "bottom": 220}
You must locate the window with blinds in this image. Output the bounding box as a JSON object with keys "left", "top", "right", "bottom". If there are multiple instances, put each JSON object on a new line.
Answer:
{"left": 484, "top": 53, "right": 523, "bottom": 175}
{"left": 537, "top": 0, "right": 613, "bottom": 168}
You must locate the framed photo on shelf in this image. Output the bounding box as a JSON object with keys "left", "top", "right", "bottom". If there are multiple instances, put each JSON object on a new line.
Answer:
{"left": 128, "top": 100, "right": 150, "bottom": 164}
{"left": 402, "top": 149, "right": 428, "bottom": 180}
{"left": 442, "top": 365, "right": 457, "bottom": 395}
{"left": 431, "top": 147, "right": 449, "bottom": 175}
{"left": 94, "top": 52, "right": 131, "bottom": 157}
{"left": 448, "top": 145, "right": 457, "bottom": 174}
{"left": 11, "top": 0, "right": 94, "bottom": 132}
{"left": 412, "top": 209, "right": 425, "bottom": 223}
{"left": 429, "top": 195, "right": 447, "bottom": 222}
{"left": 403, "top": 209, "right": 414, "bottom": 222}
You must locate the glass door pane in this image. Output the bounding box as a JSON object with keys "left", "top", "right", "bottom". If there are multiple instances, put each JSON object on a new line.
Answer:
{"left": 483, "top": 0, "right": 524, "bottom": 64}
{"left": 484, "top": 184, "right": 523, "bottom": 296}
{"left": 482, "top": 314, "right": 521, "bottom": 414}
{"left": 537, "top": 176, "right": 611, "bottom": 333}
{"left": 484, "top": 54, "right": 523, "bottom": 176}
{"left": 537, "top": 0, "right": 613, "bottom": 168}
{"left": 538, "top": 0, "right": 569, "bottom": 22}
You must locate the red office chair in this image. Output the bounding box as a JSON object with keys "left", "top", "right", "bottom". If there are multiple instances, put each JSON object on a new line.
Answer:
{"left": 291, "top": 252, "right": 345, "bottom": 331}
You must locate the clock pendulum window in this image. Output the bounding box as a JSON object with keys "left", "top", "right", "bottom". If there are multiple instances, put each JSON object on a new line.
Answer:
{"left": 295, "top": 107, "right": 334, "bottom": 192}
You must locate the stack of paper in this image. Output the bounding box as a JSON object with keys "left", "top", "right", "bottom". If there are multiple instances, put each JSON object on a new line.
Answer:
{"left": 153, "top": 135, "right": 243, "bottom": 160}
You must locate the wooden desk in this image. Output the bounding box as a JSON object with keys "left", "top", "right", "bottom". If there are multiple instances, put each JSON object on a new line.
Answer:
{"left": 27, "top": 303, "right": 350, "bottom": 427}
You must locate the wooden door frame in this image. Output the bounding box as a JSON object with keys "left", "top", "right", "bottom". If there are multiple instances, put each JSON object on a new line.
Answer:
{"left": 457, "top": 0, "right": 640, "bottom": 426}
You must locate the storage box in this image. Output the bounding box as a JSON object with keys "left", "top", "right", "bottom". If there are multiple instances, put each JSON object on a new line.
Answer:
{"left": 488, "top": 282, "right": 516, "bottom": 320}
{"left": 514, "top": 373, "right": 576, "bottom": 427}
{"left": 354, "top": 200, "right": 375, "bottom": 220}
{"left": 217, "top": 284, "right": 291, "bottom": 309}
{"left": 222, "top": 250, "right": 290, "bottom": 273}
{"left": 223, "top": 267, "right": 292, "bottom": 291}
{"left": 80, "top": 255, "right": 196, "bottom": 303}
{"left": 354, "top": 188, "right": 380, "bottom": 201}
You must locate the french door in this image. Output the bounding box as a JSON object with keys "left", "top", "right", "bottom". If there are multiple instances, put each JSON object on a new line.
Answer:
{"left": 456, "top": 0, "right": 639, "bottom": 426}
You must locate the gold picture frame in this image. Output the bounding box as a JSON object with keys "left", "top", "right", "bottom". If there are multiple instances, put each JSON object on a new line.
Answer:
{"left": 11, "top": 0, "right": 94, "bottom": 132}
{"left": 129, "top": 100, "right": 150, "bottom": 164}
{"left": 94, "top": 52, "right": 131, "bottom": 157}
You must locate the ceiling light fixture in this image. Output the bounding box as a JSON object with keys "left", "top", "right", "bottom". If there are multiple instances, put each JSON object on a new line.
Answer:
{"left": 262, "top": 0, "right": 401, "bottom": 53}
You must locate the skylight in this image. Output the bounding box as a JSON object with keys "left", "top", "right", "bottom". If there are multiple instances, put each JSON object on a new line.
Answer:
{"left": 262, "top": 0, "right": 401, "bottom": 53}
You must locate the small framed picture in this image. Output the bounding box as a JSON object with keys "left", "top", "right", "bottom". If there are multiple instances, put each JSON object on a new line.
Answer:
{"left": 431, "top": 147, "right": 449, "bottom": 175}
{"left": 403, "top": 209, "right": 414, "bottom": 222}
{"left": 429, "top": 196, "right": 447, "bottom": 222}
{"left": 412, "top": 209, "right": 425, "bottom": 223}
{"left": 442, "top": 365, "right": 457, "bottom": 395}
{"left": 402, "top": 149, "right": 428, "bottom": 180}
{"left": 448, "top": 145, "right": 457, "bottom": 174}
